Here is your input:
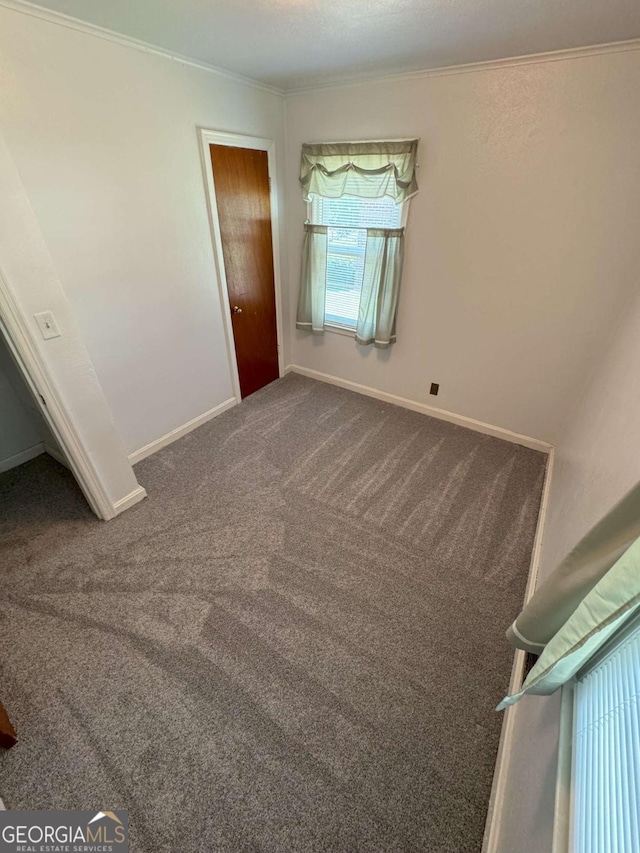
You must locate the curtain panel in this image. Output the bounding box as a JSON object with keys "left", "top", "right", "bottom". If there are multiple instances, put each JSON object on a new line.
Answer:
{"left": 296, "top": 224, "right": 327, "bottom": 334}
{"left": 498, "top": 533, "right": 640, "bottom": 709}
{"left": 498, "top": 481, "right": 640, "bottom": 708}
{"left": 299, "top": 140, "right": 419, "bottom": 203}
{"left": 356, "top": 228, "right": 405, "bottom": 348}
{"left": 296, "top": 224, "right": 405, "bottom": 347}
{"left": 508, "top": 482, "right": 640, "bottom": 653}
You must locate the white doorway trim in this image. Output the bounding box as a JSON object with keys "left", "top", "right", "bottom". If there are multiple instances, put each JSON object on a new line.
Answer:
{"left": 198, "top": 128, "right": 284, "bottom": 403}
{"left": 0, "top": 274, "right": 127, "bottom": 520}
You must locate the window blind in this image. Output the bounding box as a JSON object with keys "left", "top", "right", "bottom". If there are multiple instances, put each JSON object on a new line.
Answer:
{"left": 310, "top": 195, "right": 401, "bottom": 327}
{"left": 572, "top": 621, "right": 640, "bottom": 852}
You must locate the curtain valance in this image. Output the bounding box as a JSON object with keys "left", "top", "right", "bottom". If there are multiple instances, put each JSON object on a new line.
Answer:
{"left": 299, "top": 140, "right": 419, "bottom": 203}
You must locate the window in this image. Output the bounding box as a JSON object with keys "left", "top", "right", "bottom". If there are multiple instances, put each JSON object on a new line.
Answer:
{"left": 309, "top": 194, "right": 403, "bottom": 330}
{"left": 297, "top": 139, "right": 418, "bottom": 347}
{"left": 568, "top": 614, "right": 640, "bottom": 852}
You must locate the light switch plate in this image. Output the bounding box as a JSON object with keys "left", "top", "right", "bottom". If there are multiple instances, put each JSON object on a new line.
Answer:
{"left": 34, "top": 311, "right": 62, "bottom": 340}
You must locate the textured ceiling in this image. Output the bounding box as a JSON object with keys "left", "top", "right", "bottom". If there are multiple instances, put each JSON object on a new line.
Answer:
{"left": 20, "top": 0, "right": 640, "bottom": 90}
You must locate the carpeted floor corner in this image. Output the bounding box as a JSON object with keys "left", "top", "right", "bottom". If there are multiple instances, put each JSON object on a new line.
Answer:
{"left": 0, "top": 374, "right": 546, "bottom": 852}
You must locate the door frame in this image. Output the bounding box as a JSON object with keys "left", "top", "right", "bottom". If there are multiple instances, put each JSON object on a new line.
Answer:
{"left": 0, "top": 273, "right": 115, "bottom": 520}
{"left": 198, "top": 128, "right": 284, "bottom": 403}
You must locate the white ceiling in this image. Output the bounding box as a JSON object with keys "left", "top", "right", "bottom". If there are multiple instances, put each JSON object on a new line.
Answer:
{"left": 22, "top": 0, "right": 640, "bottom": 90}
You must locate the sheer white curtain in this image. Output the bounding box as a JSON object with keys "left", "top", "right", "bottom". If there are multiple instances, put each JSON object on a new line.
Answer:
{"left": 356, "top": 228, "right": 405, "bottom": 348}
{"left": 296, "top": 224, "right": 327, "bottom": 334}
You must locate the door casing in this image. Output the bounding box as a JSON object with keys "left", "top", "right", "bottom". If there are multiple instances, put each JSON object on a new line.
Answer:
{"left": 199, "top": 129, "right": 284, "bottom": 404}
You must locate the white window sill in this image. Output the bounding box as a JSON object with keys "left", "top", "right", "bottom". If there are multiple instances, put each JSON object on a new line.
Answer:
{"left": 324, "top": 323, "right": 356, "bottom": 338}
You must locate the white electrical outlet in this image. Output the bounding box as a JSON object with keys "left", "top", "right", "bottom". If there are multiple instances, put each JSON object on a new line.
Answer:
{"left": 34, "top": 311, "right": 62, "bottom": 340}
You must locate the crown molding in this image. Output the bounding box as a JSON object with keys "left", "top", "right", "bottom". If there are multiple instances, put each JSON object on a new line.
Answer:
{"left": 284, "top": 37, "right": 640, "bottom": 96}
{"left": 0, "top": 0, "right": 284, "bottom": 96}
{"left": 1, "top": 0, "right": 638, "bottom": 98}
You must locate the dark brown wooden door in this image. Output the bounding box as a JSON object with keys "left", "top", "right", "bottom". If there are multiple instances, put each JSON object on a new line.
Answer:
{"left": 209, "top": 144, "right": 279, "bottom": 399}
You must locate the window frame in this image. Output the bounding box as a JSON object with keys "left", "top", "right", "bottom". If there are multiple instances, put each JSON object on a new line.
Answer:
{"left": 553, "top": 608, "right": 640, "bottom": 852}
{"left": 306, "top": 195, "right": 411, "bottom": 336}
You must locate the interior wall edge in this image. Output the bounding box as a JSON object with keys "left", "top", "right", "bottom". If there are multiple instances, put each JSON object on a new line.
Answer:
{"left": 550, "top": 278, "right": 640, "bottom": 451}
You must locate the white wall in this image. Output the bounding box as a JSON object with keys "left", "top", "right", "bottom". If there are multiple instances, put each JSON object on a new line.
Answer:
{"left": 0, "top": 5, "right": 286, "bottom": 457}
{"left": 497, "top": 279, "right": 640, "bottom": 852}
{"left": 0, "top": 130, "right": 141, "bottom": 510}
{"left": 285, "top": 49, "right": 640, "bottom": 445}
{"left": 540, "top": 284, "right": 640, "bottom": 572}
{"left": 0, "top": 334, "right": 46, "bottom": 471}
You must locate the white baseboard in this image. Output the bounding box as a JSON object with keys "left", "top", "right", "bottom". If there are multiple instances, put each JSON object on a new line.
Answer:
{"left": 481, "top": 448, "right": 555, "bottom": 853}
{"left": 128, "top": 397, "right": 237, "bottom": 465}
{"left": 111, "top": 485, "right": 147, "bottom": 516}
{"left": 43, "top": 441, "right": 69, "bottom": 468}
{"left": 286, "top": 365, "right": 553, "bottom": 453}
{"left": 0, "top": 441, "right": 44, "bottom": 473}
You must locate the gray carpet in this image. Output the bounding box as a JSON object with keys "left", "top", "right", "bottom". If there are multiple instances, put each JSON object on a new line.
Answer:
{"left": 0, "top": 374, "right": 546, "bottom": 852}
